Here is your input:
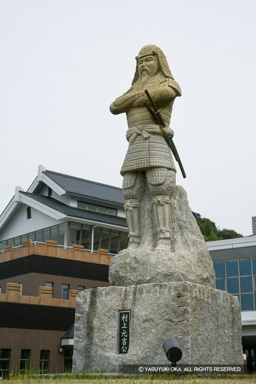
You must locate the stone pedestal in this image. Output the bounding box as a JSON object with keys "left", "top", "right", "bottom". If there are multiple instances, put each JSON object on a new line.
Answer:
{"left": 72, "top": 282, "right": 243, "bottom": 373}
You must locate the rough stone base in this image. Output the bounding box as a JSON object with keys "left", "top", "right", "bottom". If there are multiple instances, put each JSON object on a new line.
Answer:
{"left": 109, "top": 185, "right": 215, "bottom": 288}
{"left": 72, "top": 282, "right": 243, "bottom": 373}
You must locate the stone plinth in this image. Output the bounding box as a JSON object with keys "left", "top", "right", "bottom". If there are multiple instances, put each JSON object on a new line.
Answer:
{"left": 72, "top": 282, "right": 243, "bottom": 373}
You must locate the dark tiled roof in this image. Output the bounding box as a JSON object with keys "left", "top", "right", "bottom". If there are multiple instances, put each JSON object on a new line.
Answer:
{"left": 44, "top": 170, "right": 125, "bottom": 206}
{"left": 21, "top": 192, "right": 127, "bottom": 228}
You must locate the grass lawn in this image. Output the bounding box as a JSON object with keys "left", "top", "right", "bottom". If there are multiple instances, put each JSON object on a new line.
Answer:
{"left": 6, "top": 374, "right": 256, "bottom": 384}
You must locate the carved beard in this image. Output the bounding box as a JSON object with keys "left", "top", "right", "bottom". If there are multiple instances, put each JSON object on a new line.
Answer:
{"left": 135, "top": 69, "right": 158, "bottom": 88}
{"left": 139, "top": 64, "right": 158, "bottom": 79}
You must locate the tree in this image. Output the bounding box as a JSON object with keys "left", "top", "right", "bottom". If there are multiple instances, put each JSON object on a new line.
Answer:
{"left": 192, "top": 212, "right": 243, "bottom": 241}
{"left": 217, "top": 228, "right": 243, "bottom": 240}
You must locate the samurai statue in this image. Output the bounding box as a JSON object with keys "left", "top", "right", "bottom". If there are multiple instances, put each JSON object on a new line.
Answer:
{"left": 110, "top": 45, "right": 182, "bottom": 250}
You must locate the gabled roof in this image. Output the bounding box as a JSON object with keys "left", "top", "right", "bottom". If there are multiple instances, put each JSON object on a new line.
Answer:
{"left": 43, "top": 170, "right": 125, "bottom": 206}
{"left": 0, "top": 166, "right": 127, "bottom": 233}
{"left": 21, "top": 192, "right": 127, "bottom": 228}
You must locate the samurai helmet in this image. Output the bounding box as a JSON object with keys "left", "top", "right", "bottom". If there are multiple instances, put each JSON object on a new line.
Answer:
{"left": 132, "top": 45, "right": 174, "bottom": 85}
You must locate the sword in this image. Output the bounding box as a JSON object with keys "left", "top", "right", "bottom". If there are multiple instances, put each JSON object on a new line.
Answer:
{"left": 144, "top": 89, "right": 186, "bottom": 179}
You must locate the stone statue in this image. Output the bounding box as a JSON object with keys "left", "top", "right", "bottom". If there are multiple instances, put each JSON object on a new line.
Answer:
{"left": 110, "top": 45, "right": 181, "bottom": 251}
{"left": 109, "top": 45, "right": 215, "bottom": 287}
{"left": 72, "top": 46, "right": 243, "bottom": 373}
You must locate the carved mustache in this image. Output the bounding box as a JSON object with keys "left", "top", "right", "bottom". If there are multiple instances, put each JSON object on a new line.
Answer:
{"left": 139, "top": 67, "right": 150, "bottom": 75}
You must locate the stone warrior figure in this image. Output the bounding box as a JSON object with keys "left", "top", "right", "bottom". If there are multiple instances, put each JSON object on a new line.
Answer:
{"left": 110, "top": 45, "right": 181, "bottom": 250}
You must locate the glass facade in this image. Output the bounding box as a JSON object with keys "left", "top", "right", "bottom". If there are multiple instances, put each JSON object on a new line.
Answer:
{"left": 214, "top": 258, "right": 256, "bottom": 311}
{"left": 0, "top": 222, "right": 128, "bottom": 254}
{"left": 0, "top": 223, "right": 67, "bottom": 249}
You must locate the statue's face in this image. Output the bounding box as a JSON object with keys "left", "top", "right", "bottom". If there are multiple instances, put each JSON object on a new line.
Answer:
{"left": 137, "top": 55, "right": 158, "bottom": 78}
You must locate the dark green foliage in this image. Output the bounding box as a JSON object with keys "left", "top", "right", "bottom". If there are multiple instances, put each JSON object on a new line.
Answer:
{"left": 217, "top": 228, "right": 243, "bottom": 240}
{"left": 192, "top": 212, "right": 243, "bottom": 241}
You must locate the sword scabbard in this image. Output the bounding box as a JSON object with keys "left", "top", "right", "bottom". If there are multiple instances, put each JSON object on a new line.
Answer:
{"left": 144, "top": 89, "right": 186, "bottom": 179}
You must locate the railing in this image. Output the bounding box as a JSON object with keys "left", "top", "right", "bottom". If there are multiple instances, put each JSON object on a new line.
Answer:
{"left": 0, "top": 240, "right": 116, "bottom": 257}
{"left": 0, "top": 240, "right": 116, "bottom": 256}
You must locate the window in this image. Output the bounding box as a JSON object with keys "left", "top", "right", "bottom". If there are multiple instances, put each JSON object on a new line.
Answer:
{"left": 64, "top": 347, "right": 73, "bottom": 372}
{"left": 45, "top": 282, "right": 54, "bottom": 296}
{"left": 58, "top": 223, "right": 67, "bottom": 246}
{"left": 21, "top": 234, "right": 28, "bottom": 243}
{"left": 62, "top": 284, "right": 70, "bottom": 300}
{"left": 19, "top": 283, "right": 23, "bottom": 295}
{"left": 27, "top": 207, "right": 31, "bottom": 219}
{"left": 40, "top": 350, "right": 50, "bottom": 373}
{"left": 226, "top": 261, "right": 238, "bottom": 277}
{"left": 0, "top": 242, "right": 6, "bottom": 251}
{"left": 241, "top": 294, "right": 254, "bottom": 311}
{"left": 77, "top": 201, "right": 117, "bottom": 216}
{"left": 93, "top": 227, "right": 102, "bottom": 251}
{"left": 240, "top": 276, "right": 253, "bottom": 293}
{"left": 216, "top": 279, "right": 225, "bottom": 291}
{"left": 109, "top": 231, "right": 120, "bottom": 254}
{"left": 14, "top": 236, "right": 21, "bottom": 246}
{"left": 214, "top": 258, "right": 256, "bottom": 311}
{"left": 77, "top": 285, "right": 85, "bottom": 291}
{"left": 28, "top": 232, "right": 35, "bottom": 241}
{"left": 101, "top": 229, "right": 111, "bottom": 250}
{"left": 35, "top": 230, "right": 43, "bottom": 242}
{"left": 42, "top": 228, "right": 51, "bottom": 242}
{"left": 77, "top": 201, "right": 86, "bottom": 209}
{"left": 0, "top": 349, "right": 11, "bottom": 379}
{"left": 214, "top": 262, "right": 225, "bottom": 278}
{"left": 20, "top": 349, "right": 31, "bottom": 373}
{"left": 70, "top": 223, "right": 82, "bottom": 245}
{"left": 48, "top": 187, "right": 52, "bottom": 197}
{"left": 227, "top": 278, "right": 239, "bottom": 294}
{"left": 87, "top": 203, "right": 97, "bottom": 212}
{"left": 119, "top": 232, "right": 129, "bottom": 252}
{"left": 50, "top": 226, "right": 59, "bottom": 241}
{"left": 243, "top": 347, "right": 256, "bottom": 373}
{"left": 240, "top": 259, "right": 252, "bottom": 276}
{"left": 81, "top": 226, "right": 92, "bottom": 250}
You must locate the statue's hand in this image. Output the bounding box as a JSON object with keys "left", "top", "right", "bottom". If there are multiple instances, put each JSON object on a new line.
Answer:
{"left": 110, "top": 90, "right": 141, "bottom": 114}
{"left": 130, "top": 91, "right": 149, "bottom": 107}
{"left": 165, "top": 126, "right": 174, "bottom": 138}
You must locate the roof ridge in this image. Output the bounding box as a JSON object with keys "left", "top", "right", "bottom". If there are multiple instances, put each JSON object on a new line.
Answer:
{"left": 44, "top": 170, "right": 122, "bottom": 191}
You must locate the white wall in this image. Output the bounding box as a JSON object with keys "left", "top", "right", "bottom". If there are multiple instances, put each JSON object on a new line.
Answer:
{"left": 40, "top": 184, "right": 75, "bottom": 206}
{"left": 0, "top": 204, "right": 59, "bottom": 241}
{"left": 117, "top": 208, "right": 126, "bottom": 218}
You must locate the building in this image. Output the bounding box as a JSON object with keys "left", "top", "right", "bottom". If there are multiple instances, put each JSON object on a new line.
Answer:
{"left": 0, "top": 166, "right": 128, "bottom": 377}
{"left": 0, "top": 165, "right": 128, "bottom": 252}
{"left": 208, "top": 234, "right": 256, "bottom": 372}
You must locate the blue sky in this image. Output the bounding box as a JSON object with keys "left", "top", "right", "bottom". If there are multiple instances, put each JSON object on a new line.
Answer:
{"left": 0, "top": 0, "right": 256, "bottom": 235}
